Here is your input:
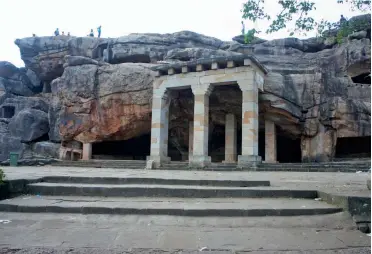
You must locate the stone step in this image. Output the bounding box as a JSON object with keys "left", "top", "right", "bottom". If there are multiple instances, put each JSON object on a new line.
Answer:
{"left": 41, "top": 176, "right": 270, "bottom": 187}
{"left": 0, "top": 196, "right": 342, "bottom": 217}
{"left": 157, "top": 166, "right": 369, "bottom": 172}
{"left": 52, "top": 160, "right": 146, "bottom": 169}
{"left": 27, "top": 183, "right": 318, "bottom": 198}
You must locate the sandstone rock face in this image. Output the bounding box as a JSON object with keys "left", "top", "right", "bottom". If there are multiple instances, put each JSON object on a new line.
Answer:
{"left": 32, "top": 141, "right": 61, "bottom": 158}
{"left": 0, "top": 61, "right": 37, "bottom": 96}
{"left": 9, "top": 109, "right": 49, "bottom": 142}
{"left": 15, "top": 36, "right": 104, "bottom": 82}
{"left": 7, "top": 14, "right": 371, "bottom": 162}
{"left": 51, "top": 62, "right": 155, "bottom": 143}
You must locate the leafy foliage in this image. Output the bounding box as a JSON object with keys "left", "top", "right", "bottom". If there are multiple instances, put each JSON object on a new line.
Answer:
{"left": 0, "top": 168, "right": 5, "bottom": 184}
{"left": 241, "top": 0, "right": 371, "bottom": 42}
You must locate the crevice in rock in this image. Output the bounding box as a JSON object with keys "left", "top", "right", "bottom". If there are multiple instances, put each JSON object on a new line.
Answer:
{"left": 351, "top": 72, "right": 371, "bottom": 84}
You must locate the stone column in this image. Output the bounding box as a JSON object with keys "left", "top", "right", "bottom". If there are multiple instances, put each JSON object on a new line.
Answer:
{"left": 147, "top": 89, "right": 171, "bottom": 167}
{"left": 238, "top": 79, "right": 261, "bottom": 167}
{"left": 223, "top": 114, "right": 237, "bottom": 163}
{"left": 188, "top": 121, "right": 194, "bottom": 161}
{"left": 190, "top": 84, "right": 213, "bottom": 168}
{"left": 82, "top": 143, "right": 92, "bottom": 161}
{"left": 264, "top": 120, "right": 277, "bottom": 163}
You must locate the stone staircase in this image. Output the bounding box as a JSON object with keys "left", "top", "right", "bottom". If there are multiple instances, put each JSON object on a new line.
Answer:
{"left": 158, "top": 160, "right": 371, "bottom": 172}
{"left": 51, "top": 159, "right": 146, "bottom": 169}
{"left": 0, "top": 175, "right": 343, "bottom": 217}
{"left": 50, "top": 159, "right": 371, "bottom": 172}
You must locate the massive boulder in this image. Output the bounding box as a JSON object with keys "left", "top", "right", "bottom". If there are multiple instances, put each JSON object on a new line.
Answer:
{"left": 14, "top": 36, "right": 105, "bottom": 82}
{"left": 0, "top": 61, "right": 40, "bottom": 96}
{"left": 8, "top": 109, "right": 49, "bottom": 142}
{"left": 103, "top": 31, "right": 226, "bottom": 64}
{"left": 51, "top": 59, "right": 155, "bottom": 143}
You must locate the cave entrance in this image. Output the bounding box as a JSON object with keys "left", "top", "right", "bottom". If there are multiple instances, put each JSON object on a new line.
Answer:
{"left": 335, "top": 136, "right": 371, "bottom": 159}
{"left": 1, "top": 106, "right": 15, "bottom": 118}
{"left": 276, "top": 128, "right": 302, "bottom": 163}
{"left": 351, "top": 72, "right": 371, "bottom": 84}
{"left": 92, "top": 134, "right": 150, "bottom": 160}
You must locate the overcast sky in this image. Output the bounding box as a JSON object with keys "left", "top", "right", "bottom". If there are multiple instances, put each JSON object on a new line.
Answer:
{"left": 0, "top": 0, "right": 366, "bottom": 67}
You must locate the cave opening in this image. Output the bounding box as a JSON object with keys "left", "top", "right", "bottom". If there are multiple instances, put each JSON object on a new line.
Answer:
{"left": 351, "top": 72, "right": 371, "bottom": 84}
{"left": 1, "top": 106, "right": 15, "bottom": 118}
{"left": 335, "top": 136, "right": 371, "bottom": 159}
{"left": 276, "top": 128, "right": 302, "bottom": 163}
{"left": 32, "top": 133, "right": 50, "bottom": 143}
{"left": 92, "top": 134, "right": 150, "bottom": 160}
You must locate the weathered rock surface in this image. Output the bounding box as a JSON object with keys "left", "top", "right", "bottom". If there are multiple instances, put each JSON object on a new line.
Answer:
{"left": 0, "top": 61, "right": 37, "bottom": 96}
{"left": 7, "top": 14, "right": 371, "bottom": 162}
{"left": 51, "top": 63, "right": 155, "bottom": 142}
{"left": 32, "top": 141, "right": 61, "bottom": 158}
{"left": 15, "top": 36, "right": 104, "bottom": 82}
{"left": 9, "top": 109, "right": 49, "bottom": 142}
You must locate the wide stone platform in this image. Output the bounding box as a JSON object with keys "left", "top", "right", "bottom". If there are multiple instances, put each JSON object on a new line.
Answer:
{"left": 0, "top": 166, "right": 370, "bottom": 253}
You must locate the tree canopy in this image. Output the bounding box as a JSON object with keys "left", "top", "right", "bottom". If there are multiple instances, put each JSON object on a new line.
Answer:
{"left": 241, "top": 0, "right": 371, "bottom": 43}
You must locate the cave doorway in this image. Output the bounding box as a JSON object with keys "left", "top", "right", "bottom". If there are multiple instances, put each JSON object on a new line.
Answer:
{"left": 335, "top": 136, "right": 371, "bottom": 159}
{"left": 276, "top": 128, "right": 302, "bottom": 163}
{"left": 351, "top": 72, "right": 371, "bottom": 84}
{"left": 1, "top": 106, "right": 15, "bottom": 118}
{"left": 92, "top": 134, "right": 150, "bottom": 160}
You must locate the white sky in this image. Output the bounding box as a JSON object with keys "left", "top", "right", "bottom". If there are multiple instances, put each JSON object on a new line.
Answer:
{"left": 0, "top": 0, "right": 367, "bottom": 67}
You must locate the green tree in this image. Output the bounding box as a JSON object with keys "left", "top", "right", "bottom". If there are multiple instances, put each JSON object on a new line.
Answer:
{"left": 241, "top": 0, "right": 370, "bottom": 42}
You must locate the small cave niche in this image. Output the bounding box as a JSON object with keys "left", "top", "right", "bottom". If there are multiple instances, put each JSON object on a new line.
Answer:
{"left": 335, "top": 136, "right": 371, "bottom": 159}
{"left": 92, "top": 134, "right": 150, "bottom": 160}
{"left": 351, "top": 72, "right": 371, "bottom": 84}
{"left": 32, "top": 133, "right": 50, "bottom": 143}
{"left": 1, "top": 106, "right": 15, "bottom": 119}
{"left": 276, "top": 128, "right": 302, "bottom": 163}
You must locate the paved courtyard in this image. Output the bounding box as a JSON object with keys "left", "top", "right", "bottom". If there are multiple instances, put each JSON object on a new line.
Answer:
{"left": 0, "top": 166, "right": 370, "bottom": 253}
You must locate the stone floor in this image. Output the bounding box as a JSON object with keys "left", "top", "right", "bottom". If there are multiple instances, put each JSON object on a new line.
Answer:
{"left": 0, "top": 212, "right": 370, "bottom": 253}
{"left": 0, "top": 166, "right": 370, "bottom": 253}
{"left": 2, "top": 166, "right": 371, "bottom": 196}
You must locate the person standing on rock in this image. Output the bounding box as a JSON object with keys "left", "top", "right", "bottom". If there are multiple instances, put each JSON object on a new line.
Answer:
{"left": 89, "top": 29, "right": 94, "bottom": 37}
{"left": 241, "top": 21, "right": 245, "bottom": 36}
{"left": 97, "top": 26, "right": 102, "bottom": 38}
{"left": 54, "top": 28, "right": 59, "bottom": 36}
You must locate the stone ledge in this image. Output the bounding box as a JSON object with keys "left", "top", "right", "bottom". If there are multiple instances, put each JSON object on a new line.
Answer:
{"left": 151, "top": 55, "right": 268, "bottom": 76}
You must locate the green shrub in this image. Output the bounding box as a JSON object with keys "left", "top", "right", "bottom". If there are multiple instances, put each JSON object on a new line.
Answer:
{"left": 0, "top": 168, "right": 5, "bottom": 184}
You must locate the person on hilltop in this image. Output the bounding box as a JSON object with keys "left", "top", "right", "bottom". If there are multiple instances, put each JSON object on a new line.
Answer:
{"left": 241, "top": 21, "right": 245, "bottom": 36}
{"left": 67, "top": 32, "right": 70, "bottom": 37}
{"left": 89, "top": 29, "right": 94, "bottom": 37}
{"left": 54, "top": 28, "right": 59, "bottom": 36}
{"left": 340, "top": 15, "right": 347, "bottom": 27}
{"left": 62, "top": 31, "right": 65, "bottom": 36}
{"left": 97, "top": 25, "right": 102, "bottom": 38}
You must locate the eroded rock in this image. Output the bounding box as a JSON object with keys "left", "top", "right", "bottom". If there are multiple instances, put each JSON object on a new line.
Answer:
{"left": 9, "top": 109, "right": 49, "bottom": 142}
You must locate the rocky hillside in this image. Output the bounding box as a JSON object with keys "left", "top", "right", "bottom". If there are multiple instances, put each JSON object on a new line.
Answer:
{"left": 0, "top": 14, "right": 370, "bottom": 162}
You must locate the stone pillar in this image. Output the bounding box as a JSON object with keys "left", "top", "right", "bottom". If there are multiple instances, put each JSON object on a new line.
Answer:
{"left": 147, "top": 89, "right": 171, "bottom": 167}
{"left": 190, "top": 84, "right": 213, "bottom": 168}
{"left": 82, "top": 143, "right": 92, "bottom": 161}
{"left": 188, "top": 121, "right": 194, "bottom": 161}
{"left": 223, "top": 114, "right": 237, "bottom": 163}
{"left": 264, "top": 120, "right": 277, "bottom": 163}
{"left": 238, "top": 79, "right": 261, "bottom": 168}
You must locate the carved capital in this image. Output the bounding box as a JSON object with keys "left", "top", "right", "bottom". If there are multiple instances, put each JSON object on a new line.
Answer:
{"left": 191, "top": 83, "right": 213, "bottom": 96}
